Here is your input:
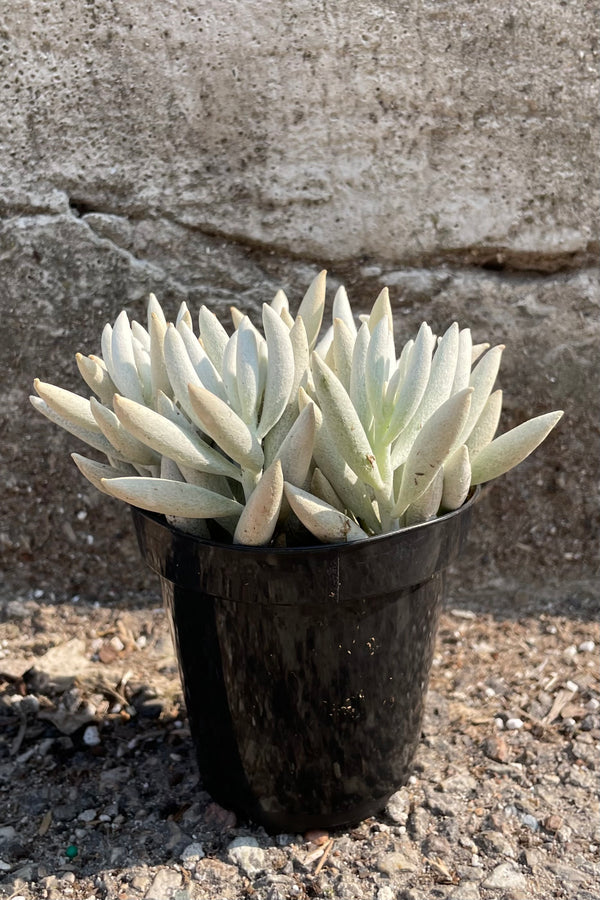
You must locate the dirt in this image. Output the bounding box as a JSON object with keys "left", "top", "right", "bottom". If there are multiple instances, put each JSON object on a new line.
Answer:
{"left": 0, "top": 577, "right": 598, "bottom": 900}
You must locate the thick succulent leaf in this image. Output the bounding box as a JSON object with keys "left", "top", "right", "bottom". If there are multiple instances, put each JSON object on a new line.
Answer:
{"left": 235, "top": 320, "right": 261, "bottom": 427}
{"left": 102, "top": 476, "right": 244, "bottom": 519}
{"left": 296, "top": 269, "right": 326, "bottom": 351}
{"left": 221, "top": 329, "right": 242, "bottom": 414}
{"left": 188, "top": 384, "right": 264, "bottom": 472}
{"left": 176, "top": 301, "right": 193, "bottom": 330}
{"left": 149, "top": 312, "right": 171, "bottom": 401}
{"left": 198, "top": 305, "right": 229, "bottom": 373}
{"left": 391, "top": 322, "right": 460, "bottom": 467}
{"left": 349, "top": 322, "right": 373, "bottom": 433}
{"left": 101, "top": 323, "right": 115, "bottom": 381}
{"left": 441, "top": 444, "right": 471, "bottom": 511}
{"left": 392, "top": 387, "right": 473, "bottom": 517}
{"left": 332, "top": 285, "right": 357, "bottom": 336}
{"left": 455, "top": 344, "right": 504, "bottom": 447}
{"left": 383, "top": 322, "right": 434, "bottom": 445}
{"left": 365, "top": 316, "right": 393, "bottom": 420}
{"left": 177, "top": 319, "right": 225, "bottom": 400}
{"left": 310, "top": 468, "right": 344, "bottom": 511}
{"left": 113, "top": 394, "right": 241, "bottom": 480}
{"left": 31, "top": 396, "right": 125, "bottom": 458}
{"left": 256, "top": 303, "right": 295, "bottom": 440}
{"left": 233, "top": 460, "right": 283, "bottom": 545}
{"left": 71, "top": 453, "right": 136, "bottom": 494}
{"left": 315, "top": 324, "right": 333, "bottom": 359}
{"left": 274, "top": 403, "right": 316, "bottom": 488}
{"left": 76, "top": 353, "right": 117, "bottom": 406}
{"left": 466, "top": 389, "right": 503, "bottom": 459}
{"left": 471, "top": 342, "right": 490, "bottom": 364}
{"left": 147, "top": 292, "right": 167, "bottom": 330}
{"left": 131, "top": 320, "right": 151, "bottom": 351}
{"left": 367, "top": 287, "right": 393, "bottom": 334}
{"left": 230, "top": 306, "right": 243, "bottom": 330}
{"left": 91, "top": 397, "right": 160, "bottom": 467}
{"left": 34, "top": 379, "right": 101, "bottom": 434}
{"left": 270, "top": 289, "right": 289, "bottom": 315}
{"left": 404, "top": 467, "right": 444, "bottom": 526}
{"left": 156, "top": 391, "right": 196, "bottom": 436}
{"left": 332, "top": 317, "right": 355, "bottom": 391}
{"left": 470, "top": 411, "right": 563, "bottom": 485}
{"left": 132, "top": 337, "right": 152, "bottom": 405}
{"left": 163, "top": 324, "right": 206, "bottom": 426}
{"left": 261, "top": 318, "right": 307, "bottom": 464}
{"left": 312, "top": 353, "right": 383, "bottom": 491}
{"left": 111, "top": 311, "right": 145, "bottom": 405}
{"left": 451, "top": 328, "right": 473, "bottom": 394}
{"left": 283, "top": 483, "right": 368, "bottom": 544}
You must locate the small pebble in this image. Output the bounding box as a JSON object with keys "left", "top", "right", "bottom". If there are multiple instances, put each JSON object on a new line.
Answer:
{"left": 181, "top": 842, "right": 205, "bottom": 869}
{"left": 494, "top": 717, "right": 505, "bottom": 730}
{"left": 565, "top": 680, "right": 579, "bottom": 693}
{"left": 78, "top": 809, "right": 97, "bottom": 823}
{"left": 506, "top": 718, "right": 524, "bottom": 730}
{"left": 585, "top": 698, "right": 599, "bottom": 712}
{"left": 520, "top": 814, "right": 539, "bottom": 832}
{"left": 83, "top": 725, "right": 101, "bottom": 746}
{"left": 578, "top": 640, "right": 595, "bottom": 653}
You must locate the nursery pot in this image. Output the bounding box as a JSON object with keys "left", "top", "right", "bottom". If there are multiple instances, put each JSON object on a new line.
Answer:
{"left": 131, "top": 490, "right": 478, "bottom": 834}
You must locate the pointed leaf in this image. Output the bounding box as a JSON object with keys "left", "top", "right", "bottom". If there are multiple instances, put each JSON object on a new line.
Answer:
{"left": 31, "top": 396, "right": 123, "bottom": 458}
{"left": 456, "top": 344, "right": 504, "bottom": 447}
{"left": 147, "top": 292, "right": 167, "bottom": 330}
{"left": 404, "top": 467, "right": 444, "bottom": 526}
{"left": 367, "top": 287, "right": 393, "bottom": 334}
{"left": 188, "top": 384, "right": 264, "bottom": 471}
{"left": 332, "top": 285, "right": 357, "bottom": 336}
{"left": 297, "top": 269, "right": 326, "bottom": 350}
{"left": 274, "top": 403, "right": 316, "bottom": 487}
{"left": 366, "top": 316, "right": 394, "bottom": 420}
{"left": 76, "top": 353, "right": 117, "bottom": 405}
{"left": 163, "top": 324, "right": 207, "bottom": 426}
{"left": 332, "top": 317, "right": 355, "bottom": 391}
{"left": 270, "top": 288, "right": 289, "bottom": 315}
{"left": 233, "top": 459, "right": 284, "bottom": 545}
{"left": 470, "top": 411, "right": 563, "bottom": 485}
{"left": 102, "top": 476, "right": 244, "bottom": 519}
{"left": 149, "top": 312, "right": 171, "bottom": 401}
{"left": 91, "top": 397, "right": 160, "bottom": 466}
{"left": 312, "top": 353, "right": 383, "bottom": 491}
{"left": 466, "top": 389, "right": 503, "bottom": 459}
{"left": 198, "top": 305, "right": 229, "bottom": 372}
{"left": 71, "top": 452, "right": 135, "bottom": 494}
{"left": 310, "top": 468, "right": 344, "bottom": 511}
{"left": 283, "top": 483, "right": 367, "bottom": 544}
{"left": 256, "top": 303, "right": 295, "bottom": 439}
{"left": 34, "top": 379, "right": 101, "bottom": 433}
{"left": 441, "top": 444, "right": 471, "bottom": 511}
{"left": 451, "top": 328, "right": 473, "bottom": 394}
{"left": 236, "top": 320, "right": 261, "bottom": 426}
{"left": 383, "top": 322, "right": 434, "bottom": 445}
{"left": 111, "top": 310, "right": 145, "bottom": 404}
{"left": 349, "top": 322, "right": 372, "bottom": 433}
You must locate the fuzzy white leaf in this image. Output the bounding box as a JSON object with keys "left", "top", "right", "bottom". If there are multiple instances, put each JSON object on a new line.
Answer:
{"left": 233, "top": 459, "right": 283, "bottom": 545}
{"left": 91, "top": 397, "right": 160, "bottom": 467}
{"left": 404, "top": 467, "right": 444, "bottom": 526}
{"left": 310, "top": 468, "right": 344, "bottom": 511}
{"left": 176, "top": 301, "right": 193, "bottom": 330}
{"left": 31, "top": 395, "right": 124, "bottom": 459}
{"left": 113, "top": 394, "right": 241, "bottom": 480}
{"left": 163, "top": 324, "right": 206, "bottom": 427}
{"left": 149, "top": 312, "right": 171, "bottom": 402}
{"left": 131, "top": 320, "right": 151, "bottom": 352}
{"left": 455, "top": 344, "right": 505, "bottom": 448}
{"left": 256, "top": 303, "right": 295, "bottom": 440}
{"left": 349, "top": 322, "right": 373, "bottom": 434}
{"left": 274, "top": 403, "right": 316, "bottom": 488}
{"left": 392, "top": 387, "right": 473, "bottom": 517}
{"left": 367, "top": 287, "right": 393, "bottom": 334}
{"left": 283, "top": 483, "right": 367, "bottom": 544}
{"left": 471, "top": 342, "right": 490, "bottom": 364}
{"left": 452, "top": 328, "right": 473, "bottom": 394}
{"left": 270, "top": 289, "right": 289, "bottom": 315}
{"left": 188, "top": 384, "right": 264, "bottom": 472}
{"left": 466, "top": 389, "right": 503, "bottom": 459}
{"left": 177, "top": 319, "right": 225, "bottom": 400}
{"left": 332, "top": 285, "right": 357, "bottom": 336}
{"left": 470, "top": 411, "right": 563, "bottom": 485}
{"left": 111, "top": 311, "right": 145, "bottom": 405}
{"left": 312, "top": 353, "right": 383, "bottom": 491}
{"left": 34, "top": 379, "right": 101, "bottom": 434}
{"left": 71, "top": 453, "right": 136, "bottom": 494}
{"left": 76, "top": 353, "right": 117, "bottom": 406}
{"left": 198, "top": 305, "right": 229, "bottom": 373}
{"left": 222, "top": 329, "right": 242, "bottom": 414}
{"left": 332, "top": 317, "right": 355, "bottom": 391}
{"left": 147, "top": 293, "right": 167, "bottom": 329}
{"left": 236, "top": 319, "right": 261, "bottom": 427}
{"left": 296, "top": 269, "right": 326, "bottom": 351}
{"left": 441, "top": 444, "right": 471, "bottom": 511}
{"left": 366, "top": 316, "right": 394, "bottom": 422}
{"left": 382, "top": 322, "right": 435, "bottom": 445}
{"left": 131, "top": 337, "right": 152, "bottom": 405}
{"left": 102, "top": 476, "right": 244, "bottom": 519}
{"left": 315, "top": 324, "right": 333, "bottom": 359}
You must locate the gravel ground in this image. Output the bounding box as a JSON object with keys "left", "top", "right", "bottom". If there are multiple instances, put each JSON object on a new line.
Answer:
{"left": 0, "top": 581, "right": 598, "bottom": 900}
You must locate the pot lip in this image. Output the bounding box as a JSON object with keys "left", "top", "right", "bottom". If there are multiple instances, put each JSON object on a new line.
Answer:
{"left": 131, "top": 485, "right": 480, "bottom": 556}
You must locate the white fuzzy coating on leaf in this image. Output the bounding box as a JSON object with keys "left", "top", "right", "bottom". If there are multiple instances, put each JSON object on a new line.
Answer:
{"left": 296, "top": 269, "right": 327, "bottom": 351}
{"left": 310, "top": 468, "right": 344, "bottom": 511}
{"left": 233, "top": 459, "right": 284, "bottom": 545}
{"left": 76, "top": 354, "right": 117, "bottom": 406}
{"left": 470, "top": 411, "right": 563, "bottom": 485}
{"left": 256, "top": 303, "right": 295, "bottom": 440}
{"left": 365, "top": 316, "right": 395, "bottom": 427}
{"left": 131, "top": 320, "right": 151, "bottom": 351}
{"left": 392, "top": 387, "right": 473, "bottom": 517}
{"left": 466, "top": 389, "right": 503, "bottom": 459}
{"left": 147, "top": 293, "right": 167, "bottom": 329}
{"left": 131, "top": 336, "right": 152, "bottom": 405}
{"left": 163, "top": 324, "right": 207, "bottom": 427}
{"left": 283, "top": 483, "right": 368, "bottom": 544}
{"left": 270, "top": 289, "right": 289, "bottom": 315}
{"left": 113, "top": 394, "right": 242, "bottom": 480}
{"left": 367, "top": 287, "right": 393, "bottom": 334}
{"left": 71, "top": 453, "right": 135, "bottom": 494}
{"left": 188, "top": 384, "right": 264, "bottom": 472}
{"left": 452, "top": 328, "right": 473, "bottom": 394}
{"left": 455, "top": 344, "right": 504, "bottom": 447}
{"left": 111, "top": 311, "right": 145, "bottom": 405}
{"left": 90, "top": 397, "right": 160, "bottom": 467}
{"left": 222, "top": 329, "right": 242, "bottom": 414}
{"left": 176, "top": 301, "right": 193, "bottom": 330}
{"left": 315, "top": 324, "right": 334, "bottom": 359}
{"left": 383, "top": 323, "right": 434, "bottom": 445}
{"left": 332, "top": 317, "right": 355, "bottom": 391}
{"left": 471, "top": 342, "right": 490, "bottom": 364}
{"left": 198, "top": 305, "right": 229, "bottom": 373}
{"left": 404, "top": 467, "right": 444, "bottom": 526}
{"left": 30, "top": 395, "right": 126, "bottom": 459}
{"left": 274, "top": 403, "right": 316, "bottom": 488}
{"left": 149, "top": 312, "right": 171, "bottom": 402}
{"left": 441, "top": 444, "right": 471, "bottom": 511}
{"left": 34, "top": 379, "right": 101, "bottom": 434}
{"left": 312, "top": 353, "right": 383, "bottom": 491}
{"left": 332, "top": 285, "right": 357, "bottom": 337}
{"left": 349, "top": 322, "right": 373, "bottom": 434}
{"left": 102, "top": 476, "right": 244, "bottom": 519}
{"left": 235, "top": 320, "right": 261, "bottom": 427}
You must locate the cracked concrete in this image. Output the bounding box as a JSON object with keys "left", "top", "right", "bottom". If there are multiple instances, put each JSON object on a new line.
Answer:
{"left": 1, "top": 0, "right": 598, "bottom": 600}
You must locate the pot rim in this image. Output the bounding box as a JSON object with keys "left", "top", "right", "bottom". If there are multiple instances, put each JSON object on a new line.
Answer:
{"left": 131, "top": 485, "right": 480, "bottom": 557}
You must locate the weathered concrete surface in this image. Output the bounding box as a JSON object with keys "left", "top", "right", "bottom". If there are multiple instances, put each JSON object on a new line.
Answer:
{"left": 1, "top": 1, "right": 598, "bottom": 602}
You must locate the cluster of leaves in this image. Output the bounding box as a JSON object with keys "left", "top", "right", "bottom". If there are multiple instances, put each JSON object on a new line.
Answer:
{"left": 31, "top": 272, "right": 562, "bottom": 546}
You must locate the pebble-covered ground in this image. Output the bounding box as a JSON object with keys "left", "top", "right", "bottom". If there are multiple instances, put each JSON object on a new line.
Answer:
{"left": 0, "top": 583, "right": 598, "bottom": 900}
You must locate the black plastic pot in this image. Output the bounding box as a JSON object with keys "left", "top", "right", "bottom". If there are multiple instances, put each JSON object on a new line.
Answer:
{"left": 131, "top": 490, "right": 478, "bottom": 834}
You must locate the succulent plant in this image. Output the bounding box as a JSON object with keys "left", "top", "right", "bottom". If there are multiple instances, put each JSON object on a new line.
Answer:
{"left": 31, "top": 272, "right": 563, "bottom": 546}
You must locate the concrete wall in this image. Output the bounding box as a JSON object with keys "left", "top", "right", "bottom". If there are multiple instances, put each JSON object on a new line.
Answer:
{"left": 1, "top": 1, "right": 598, "bottom": 603}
